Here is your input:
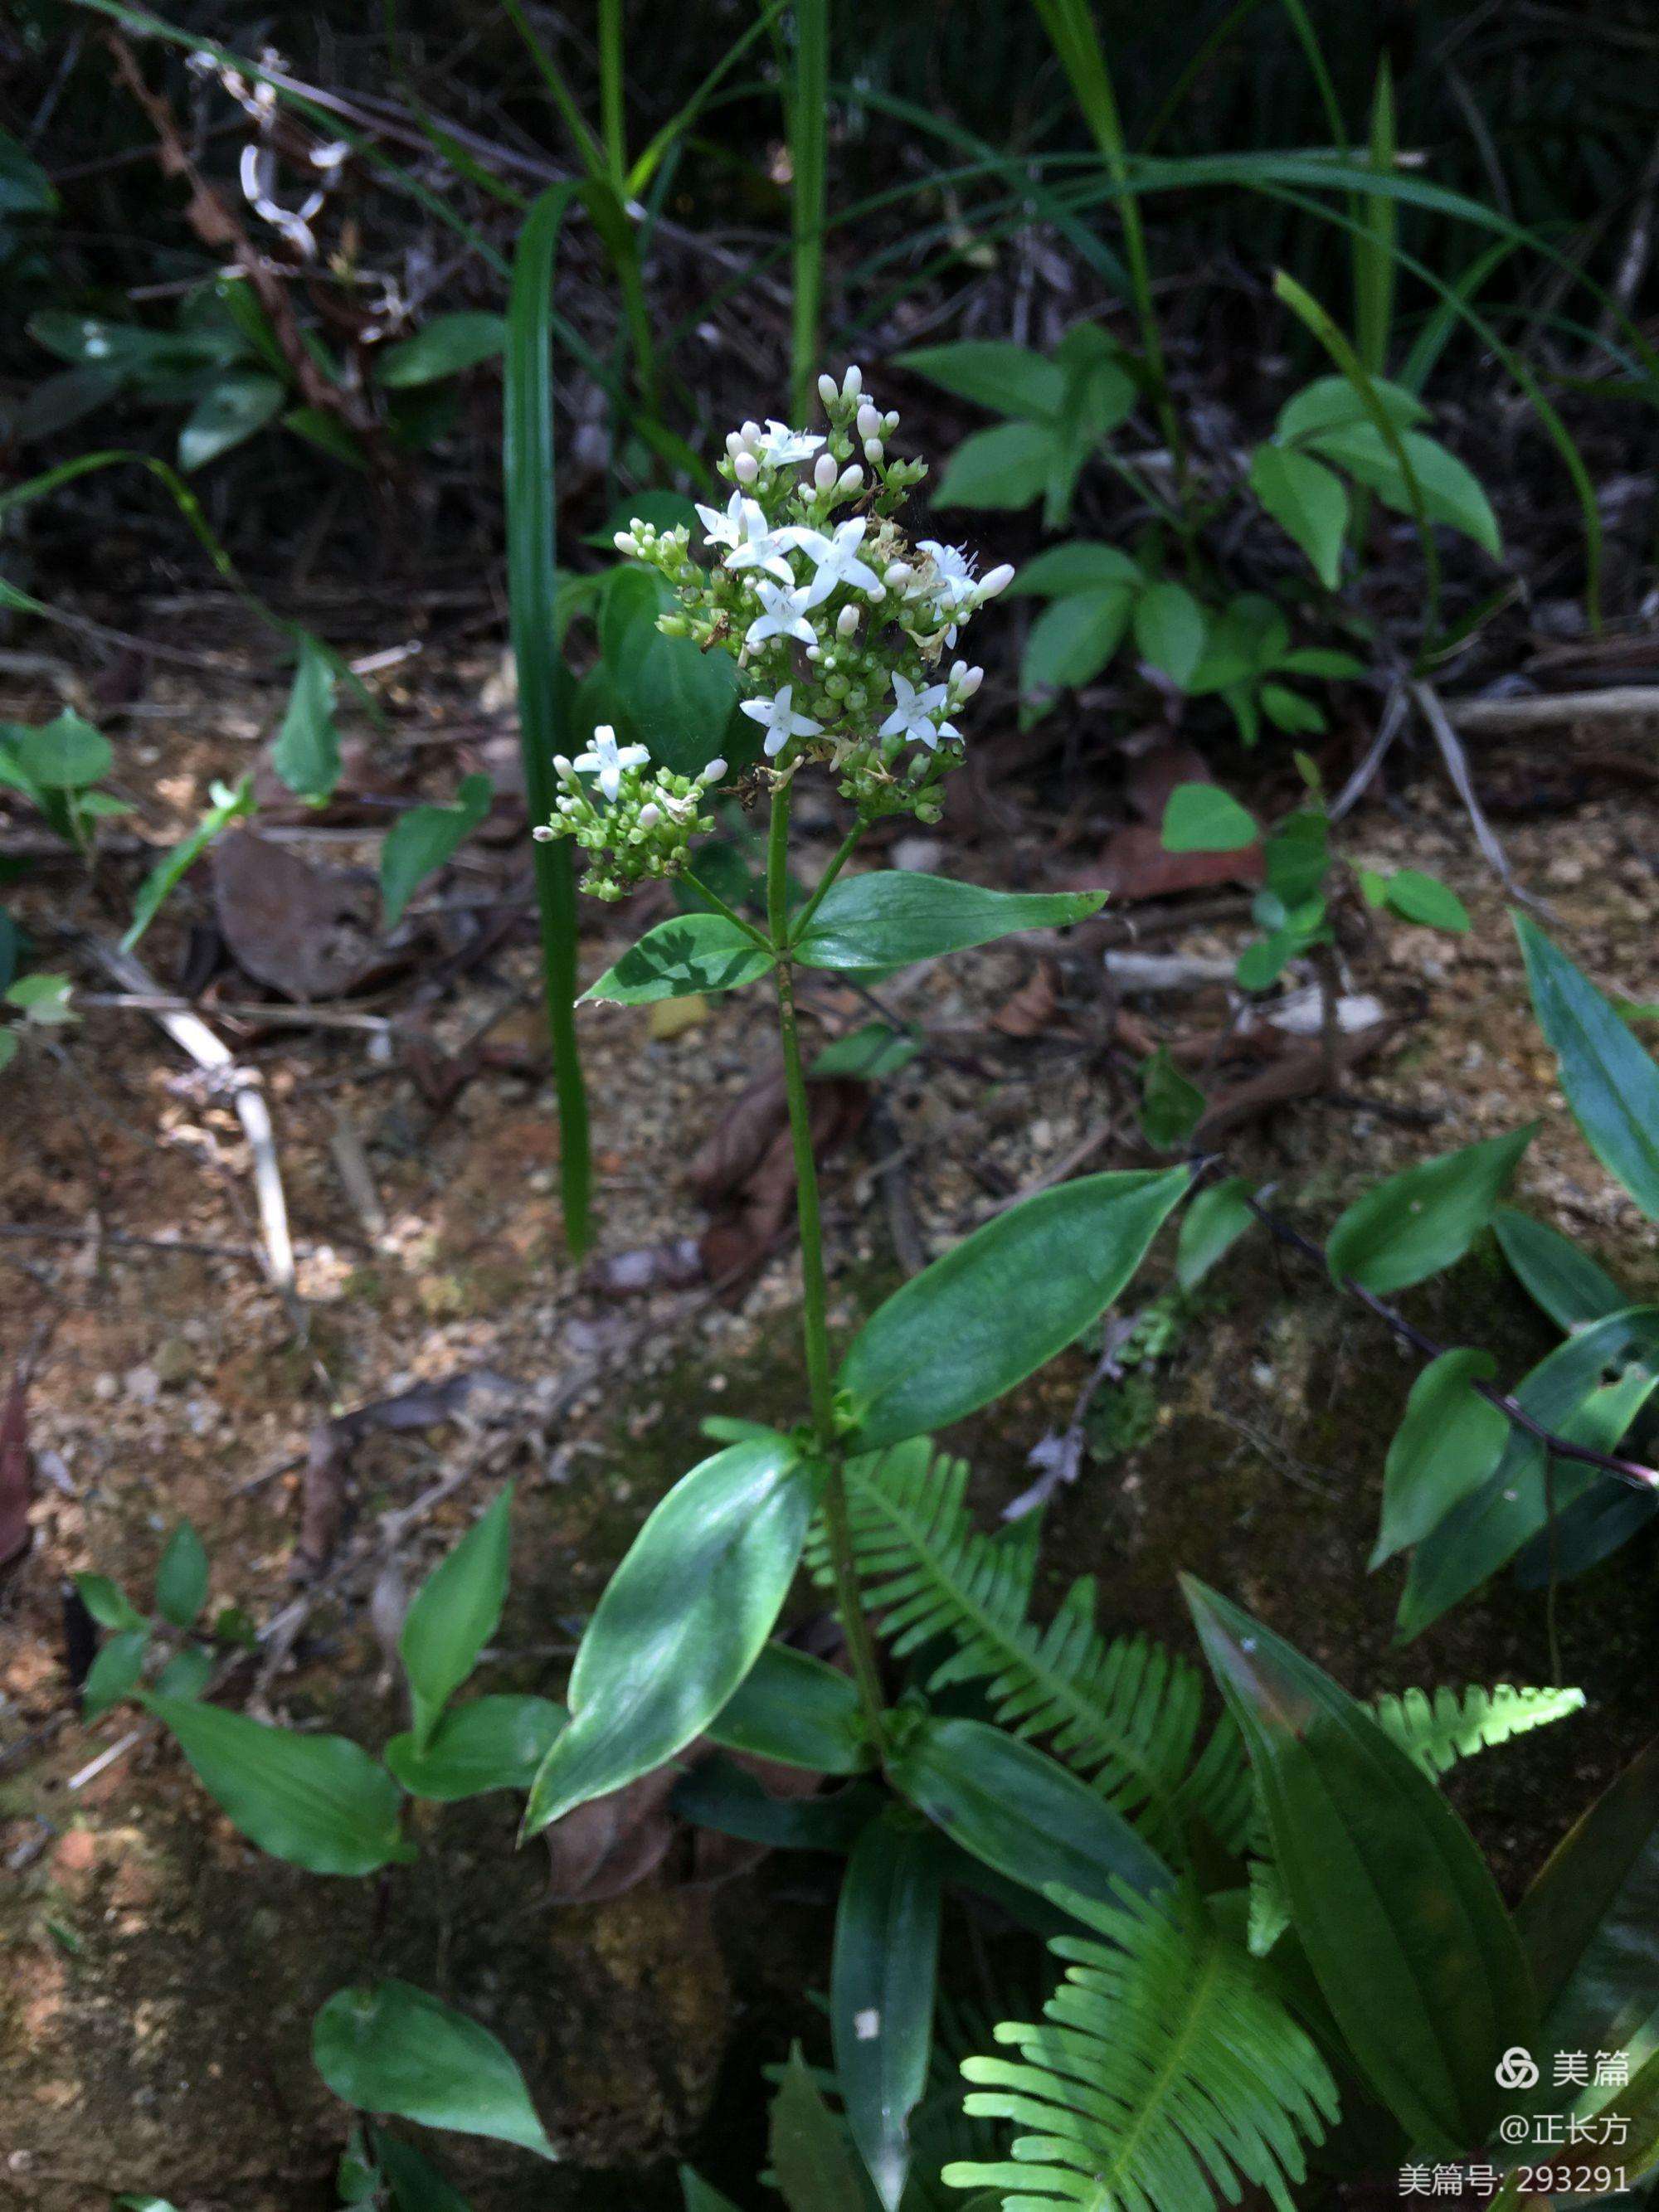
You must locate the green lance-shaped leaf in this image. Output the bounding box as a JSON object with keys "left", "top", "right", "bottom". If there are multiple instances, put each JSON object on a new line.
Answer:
{"left": 679, "top": 2170, "right": 741, "bottom": 2212}
{"left": 272, "top": 633, "right": 343, "bottom": 801}
{"left": 839, "top": 1166, "right": 1189, "bottom": 1448}
{"left": 1382, "top": 867, "right": 1470, "bottom": 933}
{"left": 1518, "top": 1733, "right": 1659, "bottom": 2067}
{"left": 1184, "top": 1578, "right": 1536, "bottom": 2153}
{"left": 381, "top": 775, "right": 494, "bottom": 929}
{"left": 885, "top": 1714, "right": 1170, "bottom": 1909}
{"left": 385, "top": 1695, "right": 567, "bottom": 1801}
{"left": 123, "top": 774, "right": 255, "bottom": 952}
{"left": 84, "top": 1627, "right": 149, "bottom": 1719}
{"left": 1248, "top": 443, "right": 1349, "bottom": 588}
{"left": 1005, "top": 541, "right": 1141, "bottom": 598}
{"left": 74, "top": 1570, "right": 144, "bottom": 1631}
{"left": 832, "top": 1811, "right": 943, "bottom": 2210}
{"left": 1493, "top": 1207, "right": 1626, "bottom": 1333}
{"left": 399, "top": 1487, "right": 513, "bottom": 1753}
{"left": 1372, "top": 1348, "right": 1509, "bottom": 1566}
{"left": 792, "top": 873, "right": 1104, "bottom": 972}
{"left": 1399, "top": 1305, "right": 1659, "bottom": 1638}
{"left": 893, "top": 339, "right": 1067, "bottom": 419}
{"left": 178, "top": 370, "right": 285, "bottom": 471}
{"left": 1176, "top": 1174, "right": 1257, "bottom": 1288}
{"left": 376, "top": 311, "right": 508, "bottom": 387}
{"left": 523, "top": 1435, "right": 812, "bottom": 1833}
{"left": 583, "top": 912, "right": 773, "bottom": 1004}
{"left": 1325, "top": 1124, "right": 1535, "bottom": 1295}
{"left": 313, "top": 1980, "right": 556, "bottom": 2161}
{"left": 149, "top": 1697, "right": 413, "bottom": 1876}
{"left": 155, "top": 1519, "right": 209, "bottom": 1629}
{"left": 1517, "top": 912, "right": 1659, "bottom": 1219}
{"left": 1160, "top": 780, "right": 1258, "bottom": 853}
{"left": 705, "top": 1639, "right": 872, "bottom": 1774}
{"left": 770, "top": 2044, "right": 875, "bottom": 2212}
{"left": 1020, "top": 585, "right": 1134, "bottom": 697}
{"left": 933, "top": 420, "right": 1063, "bottom": 510}
{"left": 1132, "top": 581, "right": 1208, "bottom": 688}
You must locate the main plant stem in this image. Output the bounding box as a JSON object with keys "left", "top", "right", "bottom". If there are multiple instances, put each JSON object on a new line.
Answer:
{"left": 766, "top": 780, "right": 888, "bottom": 1743}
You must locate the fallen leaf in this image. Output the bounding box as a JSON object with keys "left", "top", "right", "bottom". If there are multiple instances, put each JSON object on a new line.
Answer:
{"left": 293, "top": 1420, "right": 347, "bottom": 1579}
{"left": 1100, "top": 822, "right": 1262, "bottom": 901}
{"left": 990, "top": 963, "right": 1058, "bottom": 1038}
{"left": 1123, "top": 734, "right": 1214, "bottom": 824}
{"left": 0, "top": 1371, "right": 34, "bottom": 1578}
{"left": 648, "top": 992, "right": 709, "bottom": 1041}
{"left": 693, "top": 1067, "right": 866, "bottom": 1291}
{"left": 212, "top": 828, "right": 388, "bottom": 1000}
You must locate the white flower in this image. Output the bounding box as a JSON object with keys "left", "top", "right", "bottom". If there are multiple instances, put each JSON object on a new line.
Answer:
{"left": 783, "top": 517, "right": 883, "bottom": 608}
{"left": 573, "top": 724, "right": 649, "bottom": 801}
{"left": 879, "top": 672, "right": 959, "bottom": 752}
{"left": 739, "top": 683, "right": 825, "bottom": 759}
{"left": 695, "top": 493, "right": 795, "bottom": 586}
{"left": 755, "top": 420, "right": 825, "bottom": 467}
{"left": 746, "top": 581, "right": 817, "bottom": 650}
{"left": 917, "top": 538, "right": 980, "bottom": 614}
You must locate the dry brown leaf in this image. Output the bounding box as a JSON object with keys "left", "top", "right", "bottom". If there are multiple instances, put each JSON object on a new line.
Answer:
{"left": 693, "top": 1067, "right": 866, "bottom": 1291}
{"left": 991, "top": 963, "right": 1059, "bottom": 1038}
{"left": 1100, "top": 823, "right": 1263, "bottom": 902}
{"left": 212, "top": 829, "right": 387, "bottom": 1000}
{"left": 0, "top": 1370, "right": 34, "bottom": 1578}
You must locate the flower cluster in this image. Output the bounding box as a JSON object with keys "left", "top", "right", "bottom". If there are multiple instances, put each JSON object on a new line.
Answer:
{"left": 532, "top": 726, "right": 726, "bottom": 901}
{"left": 621, "top": 367, "right": 1010, "bottom": 824}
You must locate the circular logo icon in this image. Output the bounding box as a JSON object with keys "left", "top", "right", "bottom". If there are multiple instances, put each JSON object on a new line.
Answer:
{"left": 1496, "top": 2047, "right": 1540, "bottom": 2090}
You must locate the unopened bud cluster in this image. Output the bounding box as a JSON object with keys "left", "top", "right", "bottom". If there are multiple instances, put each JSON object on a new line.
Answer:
{"left": 532, "top": 726, "right": 726, "bottom": 901}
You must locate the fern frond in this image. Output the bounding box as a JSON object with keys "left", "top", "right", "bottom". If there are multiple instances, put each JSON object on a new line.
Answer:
{"left": 1372, "top": 1682, "right": 1585, "bottom": 1774}
{"left": 811, "top": 1442, "right": 1248, "bottom": 1850}
{"left": 942, "top": 1882, "right": 1339, "bottom": 2212}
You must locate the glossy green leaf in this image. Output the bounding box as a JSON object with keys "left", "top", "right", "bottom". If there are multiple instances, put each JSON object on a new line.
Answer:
{"left": 372, "top": 2128, "right": 474, "bottom": 2212}
{"left": 616, "top": 629, "right": 745, "bottom": 778}
{"left": 1382, "top": 868, "right": 1470, "bottom": 933}
{"left": 400, "top": 1488, "right": 513, "bottom": 1753}
{"left": 1005, "top": 541, "right": 1141, "bottom": 598}
{"left": 887, "top": 1715, "right": 1169, "bottom": 1908}
{"left": 178, "top": 371, "right": 285, "bottom": 470}
{"left": 1160, "top": 781, "right": 1258, "bottom": 853}
{"left": 895, "top": 340, "right": 1065, "bottom": 419}
{"left": 1132, "top": 581, "right": 1208, "bottom": 688}
{"left": 272, "top": 634, "right": 342, "bottom": 802}
{"left": 1306, "top": 424, "right": 1501, "bottom": 555}
{"left": 74, "top": 1571, "right": 144, "bottom": 1631}
{"left": 376, "top": 312, "right": 507, "bottom": 387}
{"left": 1184, "top": 1578, "right": 1535, "bottom": 2154}
{"left": 671, "top": 1759, "right": 883, "bottom": 1854}
{"left": 832, "top": 1811, "right": 942, "bottom": 2210}
{"left": 840, "top": 1166, "right": 1189, "bottom": 1447}
{"left": 1325, "top": 1125, "right": 1535, "bottom": 1295}
{"left": 381, "top": 775, "right": 494, "bottom": 928}
{"left": 583, "top": 913, "right": 772, "bottom": 1004}
{"left": 523, "top": 1435, "right": 811, "bottom": 1832}
{"left": 1520, "top": 1734, "right": 1659, "bottom": 2064}
{"left": 1020, "top": 586, "right": 1133, "bottom": 696}
{"left": 84, "top": 1628, "right": 149, "bottom": 1719}
{"left": 795, "top": 873, "right": 1103, "bottom": 971}
{"left": 810, "top": 1023, "right": 920, "bottom": 1082}
{"left": 313, "top": 1980, "right": 555, "bottom": 2160}
{"left": 386, "top": 1695, "right": 566, "bottom": 1801}
{"left": 1177, "top": 1175, "right": 1257, "bottom": 1289}
{"left": 706, "top": 1640, "right": 870, "bottom": 1773}
{"left": 1517, "top": 913, "right": 1659, "bottom": 1219}
{"left": 1400, "top": 1306, "right": 1659, "bottom": 1637}
{"left": 934, "top": 421, "right": 1061, "bottom": 509}
{"left": 1493, "top": 1207, "right": 1626, "bottom": 1332}
{"left": 150, "top": 1696, "right": 412, "bottom": 1876}
{"left": 155, "top": 1520, "right": 209, "bottom": 1629}
{"left": 770, "top": 2044, "right": 873, "bottom": 2212}
{"left": 1248, "top": 445, "right": 1348, "bottom": 588}
{"left": 1372, "top": 1349, "right": 1508, "bottom": 1566}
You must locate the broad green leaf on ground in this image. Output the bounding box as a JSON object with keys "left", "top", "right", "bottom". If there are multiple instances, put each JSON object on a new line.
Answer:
{"left": 1248, "top": 445, "right": 1348, "bottom": 587}
{"left": 1493, "top": 1208, "right": 1626, "bottom": 1332}
{"left": 376, "top": 312, "right": 508, "bottom": 386}
{"left": 272, "top": 634, "right": 342, "bottom": 801}
{"left": 1005, "top": 542, "right": 1141, "bottom": 598}
{"left": 149, "top": 1697, "right": 413, "bottom": 1875}
{"left": 155, "top": 1520, "right": 209, "bottom": 1628}
{"left": 1185, "top": 1579, "right": 1535, "bottom": 2154}
{"left": 398, "top": 1487, "right": 513, "bottom": 1752}
{"left": 583, "top": 913, "right": 771, "bottom": 1004}
{"left": 769, "top": 2044, "right": 874, "bottom": 2212}
{"left": 1177, "top": 1175, "right": 1257, "bottom": 1288}
{"left": 1020, "top": 586, "right": 1133, "bottom": 697}
{"left": 523, "top": 1435, "right": 811, "bottom": 1832}
{"left": 706, "top": 1640, "right": 871, "bottom": 1773}
{"left": 839, "top": 1167, "right": 1189, "bottom": 1447}
{"left": 1517, "top": 913, "right": 1659, "bottom": 1218}
{"left": 381, "top": 775, "right": 493, "bottom": 927}
{"left": 178, "top": 370, "right": 285, "bottom": 470}
{"left": 1371, "top": 1349, "right": 1508, "bottom": 1565}
{"left": 794, "top": 873, "right": 1103, "bottom": 971}
{"left": 934, "top": 421, "right": 1061, "bottom": 509}
{"left": 1160, "top": 781, "right": 1258, "bottom": 853}
{"left": 1325, "top": 1125, "right": 1534, "bottom": 1294}
{"left": 886, "top": 1715, "right": 1170, "bottom": 1908}
{"left": 386, "top": 1695, "right": 567, "bottom": 1801}
{"left": 1132, "top": 581, "right": 1208, "bottom": 688}
{"left": 895, "top": 340, "right": 1065, "bottom": 419}
{"left": 1399, "top": 1307, "right": 1659, "bottom": 1639}
{"left": 1381, "top": 868, "right": 1470, "bottom": 932}
{"left": 313, "top": 1981, "right": 555, "bottom": 2160}
{"left": 831, "top": 1811, "right": 942, "bottom": 2209}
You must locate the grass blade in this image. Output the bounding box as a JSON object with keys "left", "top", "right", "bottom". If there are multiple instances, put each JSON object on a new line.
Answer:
{"left": 787, "top": 0, "right": 830, "bottom": 420}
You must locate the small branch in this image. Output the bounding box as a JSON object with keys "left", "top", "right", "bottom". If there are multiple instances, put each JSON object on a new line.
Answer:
{"left": 1443, "top": 685, "right": 1659, "bottom": 735}
{"left": 1409, "top": 679, "right": 1534, "bottom": 904}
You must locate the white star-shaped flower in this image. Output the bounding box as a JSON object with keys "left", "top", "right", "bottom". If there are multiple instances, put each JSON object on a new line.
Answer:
{"left": 694, "top": 492, "right": 795, "bottom": 585}
{"left": 879, "top": 672, "right": 959, "bottom": 752}
{"left": 755, "top": 420, "right": 825, "bottom": 467}
{"left": 746, "top": 580, "right": 817, "bottom": 650}
{"left": 739, "top": 683, "right": 825, "bottom": 760}
{"left": 916, "top": 538, "right": 981, "bottom": 640}
{"left": 573, "top": 723, "right": 649, "bottom": 801}
{"left": 783, "top": 517, "right": 884, "bottom": 608}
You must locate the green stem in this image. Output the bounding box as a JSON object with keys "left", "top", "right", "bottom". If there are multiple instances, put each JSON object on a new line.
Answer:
{"left": 786, "top": 819, "right": 863, "bottom": 946}
{"left": 679, "top": 870, "right": 774, "bottom": 955}
{"left": 766, "top": 780, "right": 888, "bottom": 1743}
